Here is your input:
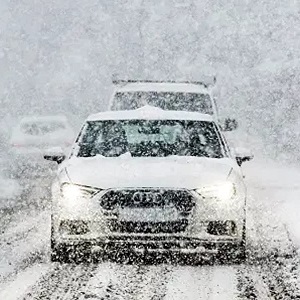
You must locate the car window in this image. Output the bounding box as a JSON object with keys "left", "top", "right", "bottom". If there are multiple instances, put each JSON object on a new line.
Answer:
{"left": 112, "top": 92, "right": 213, "bottom": 115}
{"left": 21, "top": 121, "right": 66, "bottom": 136}
{"left": 77, "top": 120, "right": 225, "bottom": 158}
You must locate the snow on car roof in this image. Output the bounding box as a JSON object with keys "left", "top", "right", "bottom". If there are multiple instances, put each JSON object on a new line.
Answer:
{"left": 87, "top": 105, "right": 214, "bottom": 122}
{"left": 115, "top": 82, "right": 211, "bottom": 94}
{"left": 20, "top": 115, "right": 68, "bottom": 124}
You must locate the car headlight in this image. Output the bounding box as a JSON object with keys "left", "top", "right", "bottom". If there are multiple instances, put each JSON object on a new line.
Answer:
{"left": 195, "top": 182, "right": 236, "bottom": 202}
{"left": 60, "top": 183, "right": 101, "bottom": 208}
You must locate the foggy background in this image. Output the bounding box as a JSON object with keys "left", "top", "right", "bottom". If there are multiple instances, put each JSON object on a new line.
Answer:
{"left": 1, "top": 0, "right": 299, "bottom": 161}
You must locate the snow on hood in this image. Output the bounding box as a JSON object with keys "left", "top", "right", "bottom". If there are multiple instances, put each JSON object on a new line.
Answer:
{"left": 65, "top": 155, "right": 235, "bottom": 190}
{"left": 87, "top": 105, "right": 213, "bottom": 122}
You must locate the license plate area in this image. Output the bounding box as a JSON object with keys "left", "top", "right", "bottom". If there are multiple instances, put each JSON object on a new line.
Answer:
{"left": 118, "top": 206, "right": 179, "bottom": 222}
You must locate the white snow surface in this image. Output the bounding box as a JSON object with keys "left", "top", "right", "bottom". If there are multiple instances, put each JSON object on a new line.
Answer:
{"left": 65, "top": 156, "right": 237, "bottom": 189}
{"left": 0, "top": 176, "right": 22, "bottom": 202}
{"left": 0, "top": 264, "right": 49, "bottom": 300}
{"left": 0, "top": 209, "right": 50, "bottom": 284}
{"left": 164, "top": 266, "right": 238, "bottom": 300}
{"left": 87, "top": 105, "right": 213, "bottom": 122}
{"left": 243, "top": 159, "right": 300, "bottom": 249}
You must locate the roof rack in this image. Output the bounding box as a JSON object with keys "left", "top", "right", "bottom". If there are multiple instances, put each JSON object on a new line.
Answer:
{"left": 112, "top": 77, "right": 217, "bottom": 88}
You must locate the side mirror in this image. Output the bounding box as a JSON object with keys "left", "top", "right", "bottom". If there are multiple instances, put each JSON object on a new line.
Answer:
{"left": 44, "top": 147, "right": 66, "bottom": 164}
{"left": 234, "top": 147, "right": 254, "bottom": 166}
{"left": 222, "top": 118, "right": 238, "bottom": 131}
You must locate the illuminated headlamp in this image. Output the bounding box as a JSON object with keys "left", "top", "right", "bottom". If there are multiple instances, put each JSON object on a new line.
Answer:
{"left": 196, "top": 182, "right": 236, "bottom": 202}
{"left": 60, "top": 183, "right": 100, "bottom": 203}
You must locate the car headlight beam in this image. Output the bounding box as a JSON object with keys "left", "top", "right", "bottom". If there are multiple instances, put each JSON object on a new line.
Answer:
{"left": 60, "top": 183, "right": 101, "bottom": 208}
{"left": 196, "top": 182, "right": 236, "bottom": 202}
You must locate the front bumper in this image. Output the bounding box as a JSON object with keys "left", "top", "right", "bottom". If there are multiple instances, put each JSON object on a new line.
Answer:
{"left": 51, "top": 187, "right": 246, "bottom": 255}
{"left": 55, "top": 233, "right": 243, "bottom": 256}
{"left": 52, "top": 219, "right": 245, "bottom": 255}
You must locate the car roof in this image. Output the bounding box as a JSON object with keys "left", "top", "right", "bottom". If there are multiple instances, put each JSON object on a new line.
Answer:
{"left": 115, "top": 82, "right": 211, "bottom": 94}
{"left": 87, "top": 105, "right": 214, "bottom": 122}
{"left": 20, "top": 115, "right": 68, "bottom": 124}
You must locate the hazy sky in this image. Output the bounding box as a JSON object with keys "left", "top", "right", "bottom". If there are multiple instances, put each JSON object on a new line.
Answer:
{"left": 1, "top": 0, "right": 299, "bottom": 159}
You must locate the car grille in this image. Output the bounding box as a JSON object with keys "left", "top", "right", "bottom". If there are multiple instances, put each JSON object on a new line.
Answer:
{"left": 99, "top": 189, "right": 194, "bottom": 211}
{"left": 99, "top": 189, "right": 194, "bottom": 234}
{"left": 107, "top": 220, "right": 189, "bottom": 234}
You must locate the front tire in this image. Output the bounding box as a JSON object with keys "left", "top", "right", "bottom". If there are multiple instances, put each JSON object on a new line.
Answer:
{"left": 50, "top": 241, "right": 68, "bottom": 263}
{"left": 50, "top": 225, "right": 69, "bottom": 263}
{"left": 219, "top": 220, "right": 246, "bottom": 263}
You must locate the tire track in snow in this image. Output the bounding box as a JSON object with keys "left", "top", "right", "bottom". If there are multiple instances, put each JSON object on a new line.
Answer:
{"left": 245, "top": 183, "right": 300, "bottom": 299}
{"left": 240, "top": 194, "right": 300, "bottom": 300}
{"left": 237, "top": 264, "right": 271, "bottom": 299}
{"left": 22, "top": 263, "right": 99, "bottom": 300}
{"left": 257, "top": 254, "right": 300, "bottom": 300}
{"left": 0, "top": 264, "right": 50, "bottom": 300}
{"left": 164, "top": 264, "right": 238, "bottom": 300}
{"left": 0, "top": 248, "right": 46, "bottom": 286}
{"left": 0, "top": 210, "right": 50, "bottom": 246}
{"left": 20, "top": 262, "right": 170, "bottom": 300}
{"left": 0, "top": 210, "right": 50, "bottom": 284}
{"left": 0, "top": 178, "right": 51, "bottom": 284}
{"left": 237, "top": 253, "right": 300, "bottom": 300}
{"left": 84, "top": 262, "right": 171, "bottom": 300}
{"left": 9, "top": 256, "right": 300, "bottom": 300}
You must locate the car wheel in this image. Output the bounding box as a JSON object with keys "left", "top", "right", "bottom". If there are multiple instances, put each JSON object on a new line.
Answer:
{"left": 238, "top": 220, "right": 247, "bottom": 261}
{"left": 50, "top": 225, "right": 68, "bottom": 263}
{"left": 51, "top": 241, "right": 68, "bottom": 263}
{"left": 219, "top": 220, "right": 247, "bottom": 264}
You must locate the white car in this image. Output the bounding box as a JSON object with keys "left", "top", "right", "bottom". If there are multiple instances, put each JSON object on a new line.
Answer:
{"left": 45, "top": 106, "right": 252, "bottom": 263}
{"left": 109, "top": 79, "right": 238, "bottom": 131}
{"left": 9, "top": 115, "right": 75, "bottom": 177}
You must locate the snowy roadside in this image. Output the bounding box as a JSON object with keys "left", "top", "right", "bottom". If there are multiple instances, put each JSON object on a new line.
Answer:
{"left": 0, "top": 208, "right": 50, "bottom": 282}
{"left": 0, "top": 176, "right": 51, "bottom": 289}
{"left": 0, "top": 155, "right": 22, "bottom": 207}
{"left": 243, "top": 158, "right": 300, "bottom": 249}
{"left": 0, "top": 176, "right": 22, "bottom": 208}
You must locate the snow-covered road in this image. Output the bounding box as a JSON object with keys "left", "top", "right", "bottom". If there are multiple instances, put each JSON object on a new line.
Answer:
{"left": 1, "top": 160, "right": 300, "bottom": 299}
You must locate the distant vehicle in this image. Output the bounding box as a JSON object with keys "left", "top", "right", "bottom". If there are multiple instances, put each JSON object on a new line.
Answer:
{"left": 9, "top": 115, "right": 75, "bottom": 177}
{"left": 109, "top": 78, "right": 238, "bottom": 131}
{"left": 44, "top": 105, "right": 252, "bottom": 263}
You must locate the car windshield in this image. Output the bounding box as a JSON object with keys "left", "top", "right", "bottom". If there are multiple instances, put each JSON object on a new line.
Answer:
{"left": 77, "top": 120, "right": 224, "bottom": 158}
{"left": 112, "top": 92, "right": 213, "bottom": 114}
{"left": 21, "top": 121, "right": 66, "bottom": 136}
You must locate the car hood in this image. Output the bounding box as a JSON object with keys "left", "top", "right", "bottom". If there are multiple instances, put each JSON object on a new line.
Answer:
{"left": 64, "top": 155, "right": 237, "bottom": 190}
